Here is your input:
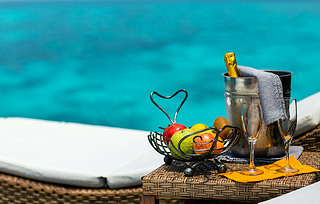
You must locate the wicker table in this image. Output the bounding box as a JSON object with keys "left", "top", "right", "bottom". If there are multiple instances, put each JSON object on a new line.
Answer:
{"left": 142, "top": 152, "right": 320, "bottom": 204}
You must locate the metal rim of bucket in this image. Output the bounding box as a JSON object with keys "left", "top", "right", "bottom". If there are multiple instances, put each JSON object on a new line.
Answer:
{"left": 221, "top": 70, "right": 294, "bottom": 78}
{"left": 222, "top": 70, "right": 293, "bottom": 96}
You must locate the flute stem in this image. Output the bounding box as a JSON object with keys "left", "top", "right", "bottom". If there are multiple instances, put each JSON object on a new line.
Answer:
{"left": 284, "top": 140, "right": 291, "bottom": 169}
{"left": 276, "top": 137, "right": 299, "bottom": 173}
{"left": 249, "top": 140, "right": 256, "bottom": 170}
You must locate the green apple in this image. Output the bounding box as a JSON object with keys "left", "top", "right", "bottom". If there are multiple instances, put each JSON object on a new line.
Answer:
{"left": 169, "top": 128, "right": 195, "bottom": 160}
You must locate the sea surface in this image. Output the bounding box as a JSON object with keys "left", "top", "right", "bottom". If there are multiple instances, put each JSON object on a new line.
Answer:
{"left": 0, "top": 0, "right": 319, "bottom": 131}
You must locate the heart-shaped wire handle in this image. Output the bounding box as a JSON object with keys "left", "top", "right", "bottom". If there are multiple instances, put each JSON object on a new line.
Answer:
{"left": 150, "top": 89, "right": 188, "bottom": 124}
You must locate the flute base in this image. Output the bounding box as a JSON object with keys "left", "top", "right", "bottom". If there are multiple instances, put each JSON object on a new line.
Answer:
{"left": 276, "top": 167, "right": 299, "bottom": 174}
{"left": 240, "top": 167, "right": 264, "bottom": 176}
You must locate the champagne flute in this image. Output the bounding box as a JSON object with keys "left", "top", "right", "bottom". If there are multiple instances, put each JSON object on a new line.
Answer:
{"left": 240, "top": 101, "right": 264, "bottom": 176}
{"left": 277, "top": 98, "right": 298, "bottom": 173}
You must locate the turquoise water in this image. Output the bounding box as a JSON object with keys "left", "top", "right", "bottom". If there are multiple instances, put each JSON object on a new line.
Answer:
{"left": 0, "top": 1, "right": 319, "bottom": 131}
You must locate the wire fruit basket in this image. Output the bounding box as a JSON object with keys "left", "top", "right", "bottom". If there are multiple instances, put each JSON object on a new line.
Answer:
{"left": 148, "top": 89, "right": 241, "bottom": 176}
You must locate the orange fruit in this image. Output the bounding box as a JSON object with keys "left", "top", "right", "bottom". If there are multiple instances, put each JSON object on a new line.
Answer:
{"left": 212, "top": 138, "right": 224, "bottom": 154}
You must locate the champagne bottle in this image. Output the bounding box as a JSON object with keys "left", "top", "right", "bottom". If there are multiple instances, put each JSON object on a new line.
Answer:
{"left": 224, "top": 52, "right": 239, "bottom": 77}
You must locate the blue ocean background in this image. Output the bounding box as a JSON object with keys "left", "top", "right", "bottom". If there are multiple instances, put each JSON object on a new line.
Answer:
{"left": 0, "top": 0, "right": 319, "bottom": 131}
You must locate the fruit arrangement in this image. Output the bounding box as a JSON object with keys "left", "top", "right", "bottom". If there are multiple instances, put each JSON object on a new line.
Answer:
{"left": 148, "top": 89, "right": 241, "bottom": 176}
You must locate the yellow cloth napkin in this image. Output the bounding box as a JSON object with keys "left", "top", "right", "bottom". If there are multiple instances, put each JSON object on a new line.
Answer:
{"left": 219, "top": 156, "right": 320, "bottom": 183}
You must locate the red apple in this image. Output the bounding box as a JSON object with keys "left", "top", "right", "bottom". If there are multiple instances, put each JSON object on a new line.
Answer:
{"left": 163, "top": 123, "right": 186, "bottom": 145}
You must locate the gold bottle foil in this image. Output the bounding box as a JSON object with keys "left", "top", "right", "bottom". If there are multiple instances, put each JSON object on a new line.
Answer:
{"left": 224, "top": 52, "right": 239, "bottom": 77}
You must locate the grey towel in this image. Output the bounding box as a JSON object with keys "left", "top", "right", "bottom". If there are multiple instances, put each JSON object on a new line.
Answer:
{"left": 237, "top": 66, "right": 287, "bottom": 125}
{"left": 217, "top": 146, "right": 303, "bottom": 164}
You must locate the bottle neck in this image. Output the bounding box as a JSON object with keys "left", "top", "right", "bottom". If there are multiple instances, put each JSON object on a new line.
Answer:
{"left": 224, "top": 52, "right": 239, "bottom": 77}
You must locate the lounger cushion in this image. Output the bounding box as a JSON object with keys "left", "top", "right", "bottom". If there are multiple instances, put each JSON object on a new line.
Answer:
{"left": 0, "top": 117, "right": 163, "bottom": 189}
{"left": 296, "top": 91, "right": 320, "bottom": 136}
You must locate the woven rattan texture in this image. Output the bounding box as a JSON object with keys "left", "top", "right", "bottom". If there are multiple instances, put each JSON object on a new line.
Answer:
{"left": 292, "top": 125, "right": 320, "bottom": 152}
{"left": 142, "top": 152, "right": 320, "bottom": 203}
{"left": 0, "top": 173, "right": 142, "bottom": 204}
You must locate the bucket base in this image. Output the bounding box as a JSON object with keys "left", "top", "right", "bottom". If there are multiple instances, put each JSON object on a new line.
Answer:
{"left": 231, "top": 145, "right": 285, "bottom": 158}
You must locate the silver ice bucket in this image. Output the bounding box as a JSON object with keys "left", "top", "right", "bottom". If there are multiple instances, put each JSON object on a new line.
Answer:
{"left": 223, "top": 70, "right": 293, "bottom": 158}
